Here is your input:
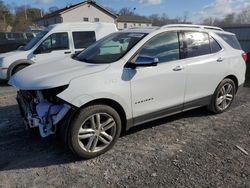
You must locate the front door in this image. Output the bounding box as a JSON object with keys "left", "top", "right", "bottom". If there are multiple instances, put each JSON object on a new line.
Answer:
{"left": 31, "top": 32, "right": 72, "bottom": 63}
{"left": 129, "top": 31, "right": 186, "bottom": 124}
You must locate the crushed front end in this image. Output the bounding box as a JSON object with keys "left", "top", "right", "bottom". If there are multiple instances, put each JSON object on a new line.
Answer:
{"left": 16, "top": 86, "right": 71, "bottom": 137}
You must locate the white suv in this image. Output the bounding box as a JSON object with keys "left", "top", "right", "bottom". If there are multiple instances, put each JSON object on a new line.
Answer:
{"left": 9, "top": 24, "right": 247, "bottom": 158}
{"left": 0, "top": 22, "right": 117, "bottom": 80}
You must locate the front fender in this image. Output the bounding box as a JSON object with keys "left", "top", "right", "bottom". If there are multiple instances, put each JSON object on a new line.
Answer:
{"left": 7, "top": 59, "right": 34, "bottom": 79}
{"left": 57, "top": 92, "right": 95, "bottom": 108}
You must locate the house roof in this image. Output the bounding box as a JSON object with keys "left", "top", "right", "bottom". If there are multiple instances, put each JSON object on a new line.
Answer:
{"left": 39, "top": 0, "right": 118, "bottom": 20}
{"left": 117, "top": 15, "right": 152, "bottom": 24}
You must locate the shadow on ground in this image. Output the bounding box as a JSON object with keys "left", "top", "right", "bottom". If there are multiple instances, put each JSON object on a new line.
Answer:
{"left": 0, "top": 79, "right": 9, "bottom": 87}
{"left": 244, "top": 76, "right": 250, "bottom": 88}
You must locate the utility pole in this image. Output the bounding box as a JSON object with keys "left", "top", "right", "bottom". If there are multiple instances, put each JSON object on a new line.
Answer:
{"left": 24, "top": 0, "right": 28, "bottom": 20}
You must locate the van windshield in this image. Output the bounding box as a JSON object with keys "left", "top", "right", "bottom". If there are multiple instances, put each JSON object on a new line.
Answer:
{"left": 76, "top": 32, "right": 147, "bottom": 64}
{"left": 23, "top": 31, "right": 48, "bottom": 51}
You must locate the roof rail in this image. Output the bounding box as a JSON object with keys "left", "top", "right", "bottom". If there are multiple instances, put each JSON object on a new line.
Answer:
{"left": 161, "top": 24, "right": 224, "bottom": 31}
{"left": 127, "top": 26, "right": 160, "bottom": 30}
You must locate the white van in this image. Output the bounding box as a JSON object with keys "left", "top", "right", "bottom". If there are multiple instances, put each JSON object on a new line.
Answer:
{"left": 0, "top": 22, "right": 117, "bottom": 80}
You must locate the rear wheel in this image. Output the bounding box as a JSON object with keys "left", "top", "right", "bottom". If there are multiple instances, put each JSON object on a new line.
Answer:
{"left": 67, "top": 105, "right": 122, "bottom": 159}
{"left": 208, "top": 78, "right": 236, "bottom": 113}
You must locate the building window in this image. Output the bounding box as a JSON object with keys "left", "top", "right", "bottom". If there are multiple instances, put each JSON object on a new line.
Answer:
{"left": 139, "top": 23, "right": 141, "bottom": 26}
{"left": 124, "top": 23, "right": 127, "bottom": 28}
{"left": 94, "top": 18, "right": 100, "bottom": 22}
{"left": 83, "top": 17, "right": 89, "bottom": 22}
{"left": 147, "top": 24, "right": 149, "bottom": 26}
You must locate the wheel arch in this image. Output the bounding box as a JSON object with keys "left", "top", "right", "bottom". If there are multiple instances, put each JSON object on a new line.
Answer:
{"left": 78, "top": 98, "right": 128, "bottom": 133}
{"left": 7, "top": 59, "right": 35, "bottom": 79}
{"left": 224, "top": 75, "right": 239, "bottom": 92}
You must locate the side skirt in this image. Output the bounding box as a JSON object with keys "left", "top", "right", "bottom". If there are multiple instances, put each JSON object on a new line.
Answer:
{"left": 126, "top": 95, "right": 212, "bottom": 130}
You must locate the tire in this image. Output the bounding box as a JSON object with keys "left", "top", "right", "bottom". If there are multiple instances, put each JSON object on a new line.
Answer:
{"left": 208, "top": 78, "right": 236, "bottom": 114}
{"left": 67, "top": 105, "right": 122, "bottom": 159}
{"left": 12, "top": 64, "right": 29, "bottom": 76}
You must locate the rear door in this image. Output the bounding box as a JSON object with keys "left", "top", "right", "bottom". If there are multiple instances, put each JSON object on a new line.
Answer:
{"left": 182, "top": 31, "right": 226, "bottom": 107}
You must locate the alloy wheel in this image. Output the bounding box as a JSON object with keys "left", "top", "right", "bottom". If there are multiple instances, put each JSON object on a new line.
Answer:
{"left": 77, "top": 113, "right": 116, "bottom": 153}
{"left": 216, "top": 83, "right": 234, "bottom": 111}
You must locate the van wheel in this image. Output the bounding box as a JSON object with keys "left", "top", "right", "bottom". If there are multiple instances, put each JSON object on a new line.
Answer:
{"left": 208, "top": 78, "right": 236, "bottom": 114}
{"left": 67, "top": 105, "right": 121, "bottom": 159}
{"left": 12, "top": 64, "right": 29, "bottom": 76}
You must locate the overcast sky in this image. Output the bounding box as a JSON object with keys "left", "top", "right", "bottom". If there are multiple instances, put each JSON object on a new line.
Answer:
{"left": 5, "top": 0, "right": 250, "bottom": 22}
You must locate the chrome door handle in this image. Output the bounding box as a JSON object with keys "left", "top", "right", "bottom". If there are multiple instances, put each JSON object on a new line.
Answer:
{"left": 173, "top": 65, "right": 184, "bottom": 71}
{"left": 217, "top": 57, "right": 224, "bottom": 62}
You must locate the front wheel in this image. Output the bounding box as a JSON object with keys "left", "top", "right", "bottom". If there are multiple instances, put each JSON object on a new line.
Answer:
{"left": 67, "top": 105, "right": 122, "bottom": 159}
{"left": 208, "top": 78, "right": 236, "bottom": 114}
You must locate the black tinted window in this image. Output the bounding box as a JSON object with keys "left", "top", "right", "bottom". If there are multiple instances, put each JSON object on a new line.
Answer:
{"left": 217, "top": 33, "right": 241, "bottom": 50}
{"left": 210, "top": 36, "right": 222, "bottom": 53}
{"left": 139, "top": 32, "right": 180, "bottom": 63}
{"left": 13, "top": 33, "right": 23, "bottom": 39}
{"left": 0, "top": 33, "right": 5, "bottom": 40}
{"left": 72, "top": 31, "right": 96, "bottom": 49}
{"left": 184, "top": 32, "right": 210, "bottom": 58}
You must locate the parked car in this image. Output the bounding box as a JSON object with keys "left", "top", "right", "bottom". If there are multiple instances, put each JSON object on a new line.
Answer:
{"left": 0, "top": 32, "right": 36, "bottom": 53}
{"left": 0, "top": 22, "right": 117, "bottom": 80}
{"left": 9, "top": 24, "right": 247, "bottom": 159}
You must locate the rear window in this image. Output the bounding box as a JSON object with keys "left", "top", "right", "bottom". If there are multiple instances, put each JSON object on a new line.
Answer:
{"left": 217, "top": 33, "right": 242, "bottom": 50}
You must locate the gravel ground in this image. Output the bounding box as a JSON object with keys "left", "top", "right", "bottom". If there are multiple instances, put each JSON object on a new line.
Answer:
{"left": 0, "top": 78, "right": 250, "bottom": 188}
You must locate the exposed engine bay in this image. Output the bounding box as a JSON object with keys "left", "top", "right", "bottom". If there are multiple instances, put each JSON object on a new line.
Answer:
{"left": 16, "top": 86, "right": 71, "bottom": 137}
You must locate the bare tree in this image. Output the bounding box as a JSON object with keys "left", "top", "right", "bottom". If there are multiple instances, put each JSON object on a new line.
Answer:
{"left": 119, "top": 7, "right": 136, "bottom": 15}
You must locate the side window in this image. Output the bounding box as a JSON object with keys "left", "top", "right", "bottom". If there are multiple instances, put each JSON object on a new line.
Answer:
{"left": 184, "top": 32, "right": 210, "bottom": 58}
{"left": 38, "top": 32, "right": 69, "bottom": 53}
{"left": 210, "top": 36, "right": 222, "bottom": 53}
{"left": 138, "top": 31, "right": 180, "bottom": 63}
{"left": 72, "top": 31, "right": 96, "bottom": 49}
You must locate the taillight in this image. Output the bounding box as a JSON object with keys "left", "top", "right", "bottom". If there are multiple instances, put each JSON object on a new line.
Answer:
{"left": 242, "top": 52, "right": 247, "bottom": 62}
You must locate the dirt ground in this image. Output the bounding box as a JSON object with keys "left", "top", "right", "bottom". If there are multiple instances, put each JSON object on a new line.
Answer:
{"left": 0, "top": 78, "right": 250, "bottom": 188}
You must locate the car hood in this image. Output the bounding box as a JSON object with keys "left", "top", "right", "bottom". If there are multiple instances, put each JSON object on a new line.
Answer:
{"left": 9, "top": 58, "right": 110, "bottom": 90}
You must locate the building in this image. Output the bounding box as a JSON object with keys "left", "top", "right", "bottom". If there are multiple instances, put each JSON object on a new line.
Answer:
{"left": 36, "top": 0, "right": 118, "bottom": 27}
{"left": 117, "top": 15, "right": 152, "bottom": 30}
{"left": 36, "top": 1, "right": 153, "bottom": 30}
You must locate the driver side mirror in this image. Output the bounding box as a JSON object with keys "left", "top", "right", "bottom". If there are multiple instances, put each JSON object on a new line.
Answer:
{"left": 126, "top": 55, "right": 159, "bottom": 69}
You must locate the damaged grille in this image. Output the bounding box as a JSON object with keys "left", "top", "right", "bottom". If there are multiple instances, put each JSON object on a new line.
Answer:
{"left": 17, "top": 85, "right": 71, "bottom": 137}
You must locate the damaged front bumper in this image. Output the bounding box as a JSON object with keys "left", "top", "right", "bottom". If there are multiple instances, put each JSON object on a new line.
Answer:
{"left": 17, "top": 89, "right": 71, "bottom": 137}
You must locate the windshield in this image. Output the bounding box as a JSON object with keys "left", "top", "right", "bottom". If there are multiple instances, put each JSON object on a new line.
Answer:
{"left": 23, "top": 31, "right": 48, "bottom": 51}
{"left": 76, "top": 32, "right": 147, "bottom": 64}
